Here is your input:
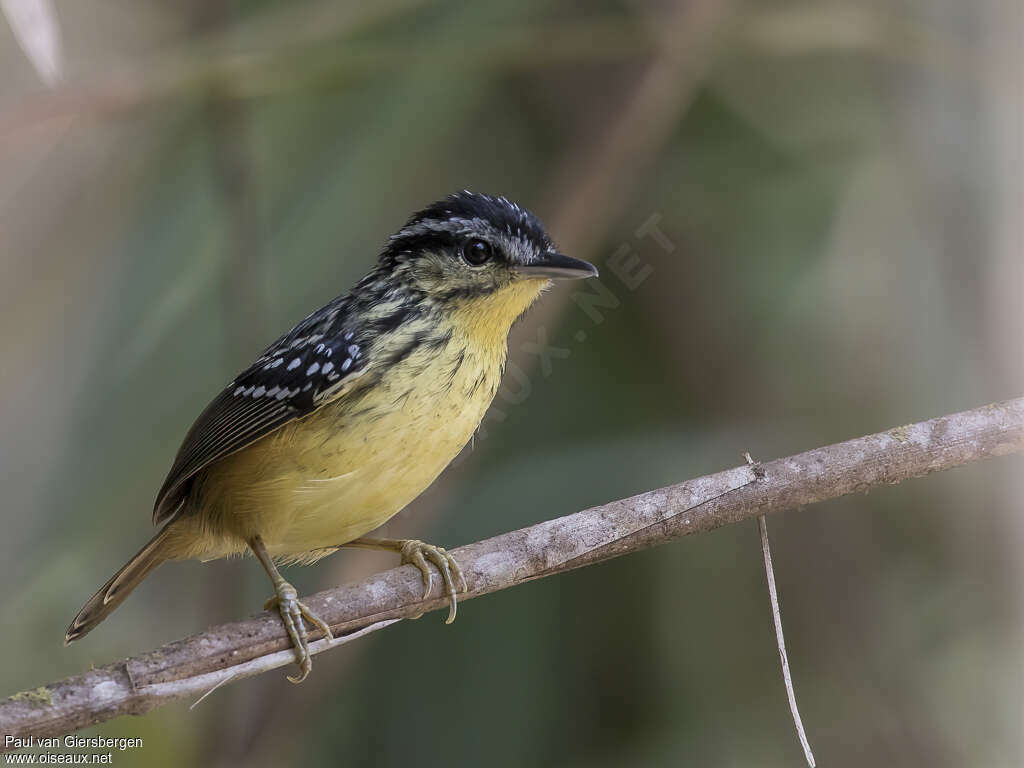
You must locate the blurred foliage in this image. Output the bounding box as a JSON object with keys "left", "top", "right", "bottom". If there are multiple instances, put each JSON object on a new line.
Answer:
{"left": 1, "top": 0, "right": 1021, "bottom": 766}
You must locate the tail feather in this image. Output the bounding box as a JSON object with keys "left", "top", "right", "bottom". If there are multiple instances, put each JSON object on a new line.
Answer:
{"left": 65, "top": 528, "right": 170, "bottom": 644}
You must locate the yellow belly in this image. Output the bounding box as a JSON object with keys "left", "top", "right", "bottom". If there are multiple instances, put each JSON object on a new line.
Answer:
{"left": 165, "top": 338, "right": 501, "bottom": 562}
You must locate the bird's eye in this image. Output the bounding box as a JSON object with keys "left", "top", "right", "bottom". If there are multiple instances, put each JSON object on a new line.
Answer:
{"left": 461, "top": 238, "right": 495, "bottom": 266}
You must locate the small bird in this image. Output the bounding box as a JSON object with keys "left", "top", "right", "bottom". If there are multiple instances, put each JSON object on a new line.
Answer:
{"left": 65, "top": 191, "right": 597, "bottom": 682}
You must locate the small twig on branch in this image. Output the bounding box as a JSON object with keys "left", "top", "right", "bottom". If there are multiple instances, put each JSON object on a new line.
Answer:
{"left": 186, "top": 618, "right": 401, "bottom": 712}
{"left": 742, "top": 449, "right": 816, "bottom": 766}
{"left": 743, "top": 449, "right": 815, "bottom": 766}
{"left": 2, "top": 397, "right": 1022, "bottom": 742}
{"left": 758, "top": 514, "right": 816, "bottom": 767}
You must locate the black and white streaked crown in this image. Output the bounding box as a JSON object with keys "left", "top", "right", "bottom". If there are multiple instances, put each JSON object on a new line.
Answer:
{"left": 381, "top": 191, "right": 556, "bottom": 267}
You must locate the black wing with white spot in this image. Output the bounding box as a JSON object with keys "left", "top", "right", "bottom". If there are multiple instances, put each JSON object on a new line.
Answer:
{"left": 153, "top": 300, "right": 367, "bottom": 525}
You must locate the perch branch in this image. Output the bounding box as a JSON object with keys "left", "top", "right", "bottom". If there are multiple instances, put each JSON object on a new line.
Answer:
{"left": 2, "top": 396, "right": 1022, "bottom": 742}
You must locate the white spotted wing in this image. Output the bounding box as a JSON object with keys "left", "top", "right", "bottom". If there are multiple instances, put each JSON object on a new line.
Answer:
{"left": 153, "top": 299, "right": 366, "bottom": 525}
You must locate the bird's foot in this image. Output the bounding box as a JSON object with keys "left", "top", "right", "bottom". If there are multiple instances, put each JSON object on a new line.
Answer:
{"left": 399, "top": 539, "right": 468, "bottom": 624}
{"left": 264, "top": 582, "right": 333, "bottom": 684}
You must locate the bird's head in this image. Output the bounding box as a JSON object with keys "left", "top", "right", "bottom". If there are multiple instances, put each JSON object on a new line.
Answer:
{"left": 378, "top": 191, "right": 597, "bottom": 337}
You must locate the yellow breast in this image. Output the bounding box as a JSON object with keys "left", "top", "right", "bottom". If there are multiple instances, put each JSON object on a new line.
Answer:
{"left": 161, "top": 277, "right": 548, "bottom": 563}
{"left": 168, "top": 328, "right": 502, "bottom": 561}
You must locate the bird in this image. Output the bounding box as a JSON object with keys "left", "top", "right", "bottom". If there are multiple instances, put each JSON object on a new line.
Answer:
{"left": 65, "top": 191, "right": 598, "bottom": 682}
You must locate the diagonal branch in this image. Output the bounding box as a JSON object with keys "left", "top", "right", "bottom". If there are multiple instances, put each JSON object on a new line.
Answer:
{"left": 2, "top": 396, "right": 1022, "bottom": 742}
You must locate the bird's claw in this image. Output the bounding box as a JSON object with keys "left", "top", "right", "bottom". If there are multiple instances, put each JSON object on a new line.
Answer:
{"left": 399, "top": 539, "right": 467, "bottom": 624}
{"left": 265, "top": 582, "right": 333, "bottom": 684}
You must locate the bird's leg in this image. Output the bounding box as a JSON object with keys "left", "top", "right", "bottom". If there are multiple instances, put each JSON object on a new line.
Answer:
{"left": 250, "top": 535, "right": 333, "bottom": 684}
{"left": 344, "top": 537, "right": 467, "bottom": 624}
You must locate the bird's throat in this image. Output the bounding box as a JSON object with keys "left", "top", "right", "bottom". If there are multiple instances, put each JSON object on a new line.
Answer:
{"left": 448, "top": 278, "right": 549, "bottom": 349}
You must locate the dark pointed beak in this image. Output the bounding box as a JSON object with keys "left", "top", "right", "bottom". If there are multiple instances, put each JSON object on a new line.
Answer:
{"left": 516, "top": 252, "right": 598, "bottom": 280}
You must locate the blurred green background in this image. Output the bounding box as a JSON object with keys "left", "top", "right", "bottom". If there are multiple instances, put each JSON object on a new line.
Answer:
{"left": 1, "top": 0, "right": 1022, "bottom": 765}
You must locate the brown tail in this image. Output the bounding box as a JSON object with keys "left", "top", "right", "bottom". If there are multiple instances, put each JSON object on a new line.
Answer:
{"left": 64, "top": 527, "right": 171, "bottom": 644}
